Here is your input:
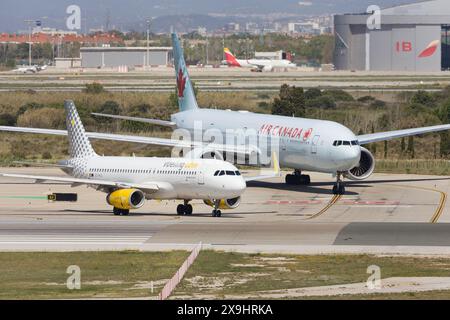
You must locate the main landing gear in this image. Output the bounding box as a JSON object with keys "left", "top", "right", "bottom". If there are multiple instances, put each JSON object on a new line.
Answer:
{"left": 285, "top": 169, "right": 311, "bottom": 185}
{"left": 212, "top": 199, "right": 222, "bottom": 217}
{"left": 113, "top": 207, "right": 130, "bottom": 216}
{"left": 332, "top": 173, "right": 346, "bottom": 195}
{"left": 177, "top": 200, "right": 193, "bottom": 216}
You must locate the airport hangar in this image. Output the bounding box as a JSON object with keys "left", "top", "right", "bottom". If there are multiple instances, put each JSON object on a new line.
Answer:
{"left": 334, "top": 0, "right": 450, "bottom": 71}
{"left": 80, "top": 47, "right": 173, "bottom": 68}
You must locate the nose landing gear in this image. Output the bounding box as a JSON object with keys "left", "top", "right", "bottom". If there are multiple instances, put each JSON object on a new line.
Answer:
{"left": 285, "top": 169, "right": 311, "bottom": 185}
{"left": 177, "top": 200, "right": 193, "bottom": 215}
{"left": 332, "top": 173, "right": 346, "bottom": 195}
{"left": 212, "top": 199, "right": 222, "bottom": 217}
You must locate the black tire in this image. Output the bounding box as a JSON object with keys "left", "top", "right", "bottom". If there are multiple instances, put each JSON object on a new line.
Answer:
{"left": 113, "top": 207, "right": 121, "bottom": 216}
{"left": 216, "top": 210, "right": 222, "bottom": 217}
{"left": 120, "top": 209, "right": 130, "bottom": 216}
{"left": 185, "top": 204, "right": 193, "bottom": 215}
{"left": 300, "top": 175, "right": 311, "bottom": 185}
{"left": 332, "top": 185, "right": 338, "bottom": 194}
{"left": 285, "top": 174, "right": 294, "bottom": 185}
{"left": 212, "top": 210, "right": 217, "bottom": 217}
{"left": 177, "top": 204, "right": 185, "bottom": 215}
{"left": 339, "top": 185, "right": 346, "bottom": 195}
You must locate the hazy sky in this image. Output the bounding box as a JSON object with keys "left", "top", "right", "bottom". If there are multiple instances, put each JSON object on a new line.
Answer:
{"left": 0, "top": 0, "right": 415, "bottom": 32}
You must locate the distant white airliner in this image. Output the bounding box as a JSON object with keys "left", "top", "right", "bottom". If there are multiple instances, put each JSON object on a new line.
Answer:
{"left": 0, "top": 101, "right": 279, "bottom": 217}
{"left": 2, "top": 33, "right": 450, "bottom": 195}
{"left": 12, "top": 64, "right": 47, "bottom": 73}
{"left": 223, "top": 48, "right": 297, "bottom": 72}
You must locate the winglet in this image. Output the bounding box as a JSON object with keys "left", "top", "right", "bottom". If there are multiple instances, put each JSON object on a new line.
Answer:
{"left": 271, "top": 151, "right": 281, "bottom": 177}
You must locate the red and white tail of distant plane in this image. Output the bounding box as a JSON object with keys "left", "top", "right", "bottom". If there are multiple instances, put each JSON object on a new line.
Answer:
{"left": 223, "top": 48, "right": 296, "bottom": 72}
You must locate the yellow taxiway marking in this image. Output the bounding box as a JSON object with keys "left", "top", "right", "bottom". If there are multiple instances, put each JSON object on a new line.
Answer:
{"left": 389, "top": 184, "right": 447, "bottom": 224}
{"left": 306, "top": 194, "right": 342, "bottom": 220}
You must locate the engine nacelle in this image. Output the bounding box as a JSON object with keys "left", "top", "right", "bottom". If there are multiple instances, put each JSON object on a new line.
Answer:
{"left": 262, "top": 66, "right": 273, "bottom": 72}
{"left": 106, "top": 189, "right": 145, "bottom": 210}
{"left": 204, "top": 197, "right": 241, "bottom": 210}
{"left": 344, "top": 147, "right": 375, "bottom": 181}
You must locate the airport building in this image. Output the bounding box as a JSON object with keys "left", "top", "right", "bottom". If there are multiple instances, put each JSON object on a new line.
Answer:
{"left": 334, "top": 0, "right": 450, "bottom": 71}
{"left": 80, "top": 47, "right": 173, "bottom": 68}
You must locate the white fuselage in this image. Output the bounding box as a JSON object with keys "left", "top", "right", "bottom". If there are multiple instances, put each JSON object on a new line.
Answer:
{"left": 171, "top": 109, "right": 361, "bottom": 174}
{"left": 63, "top": 156, "right": 246, "bottom": 200}
{"left": 235, "top": 59, "right": 296, "bottom": 70}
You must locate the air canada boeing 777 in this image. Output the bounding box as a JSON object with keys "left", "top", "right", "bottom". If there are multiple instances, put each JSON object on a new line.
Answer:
{"left": 2, "top": 33, "right": 450, "bottom": 195}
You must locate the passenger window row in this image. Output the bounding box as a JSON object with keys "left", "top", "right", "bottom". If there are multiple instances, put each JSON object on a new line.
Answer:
{"left": 333, "top": 140, "right": 359, "bottom": 146}
{"left": 90, "top": 168, "right": 197, "bottom": 175}
{"left": 214, "top": 170, "right": 241, "bottom": 176}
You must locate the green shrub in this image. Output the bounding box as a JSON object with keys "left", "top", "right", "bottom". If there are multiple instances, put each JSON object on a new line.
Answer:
{"left": 305, "top": 95, "right": 336, "bottom": 109}
{"left": 323, "top": 89, "right": 354, "bottom": 102}
{"left": 0, "top": 113, "right": 17, "bottom": 126}
{"left": 411, "top": 90, "right": 435, "bottom": 107}
{"left": 357, "top": 95, "right": 376, "bottom": 103}
{"left": 370, "top": 99, "right": 387, "bottom": 108}
{"left": 304, "top": 88, "right": 322, "bottom": 100}
{"left": 84, "top": 82, "right": 105, "bottom": 94}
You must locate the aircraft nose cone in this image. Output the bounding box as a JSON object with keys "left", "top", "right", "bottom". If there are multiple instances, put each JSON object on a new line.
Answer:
{"left": 235, "top": 178, "right": 247, "bottom": 192}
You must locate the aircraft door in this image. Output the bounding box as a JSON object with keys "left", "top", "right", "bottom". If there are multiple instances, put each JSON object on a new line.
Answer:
{"left": 197, "top": 171, "right": 205, "bottom": 185}
{"left": 311, "top": 135, "right": 320, "bottom": 154}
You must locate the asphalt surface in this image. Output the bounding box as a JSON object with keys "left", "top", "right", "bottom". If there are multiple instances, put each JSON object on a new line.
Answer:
{"left": 1, "top": 168, "right": 450, "bottom": 254}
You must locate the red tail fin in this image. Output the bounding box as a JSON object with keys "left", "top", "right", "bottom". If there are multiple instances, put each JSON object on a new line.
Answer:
{"left": 224, "top": 48, "right": 241, "bottom": 67}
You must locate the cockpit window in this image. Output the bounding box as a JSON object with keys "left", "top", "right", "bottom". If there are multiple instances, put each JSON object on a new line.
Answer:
{"left": 235, "top": 171, "right": 241, "bottom": 176}
{"left": 226, "top": 171, "right": 235, "bottom": 176}
{"left": 219, "top": 170, "right": 225, "bottom": 176}
{"left": 334, "top": 140, "right": 357, "bottom": 146}
{"left": 214, "top": 170, "right": 219, "bottom": 176}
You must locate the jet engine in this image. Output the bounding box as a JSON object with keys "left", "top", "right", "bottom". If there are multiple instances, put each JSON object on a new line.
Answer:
{"left": 344, "top": 147, "right": 375, "bottom": 181}
{"left": 262, "top": 66, "right": 273, "bottom": 72}
{"left": 106, "top": 189, "right": 145, "bottom": 210}
{"left": 204, "top": 197, "right": 241, "bottom": 210}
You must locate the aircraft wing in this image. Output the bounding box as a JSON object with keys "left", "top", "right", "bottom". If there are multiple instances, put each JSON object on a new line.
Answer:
{"left": 357, "top": 124, "right": 450, "bottom": 145}
{"left": 244, "top": 152, "right": 281, "bottom": 182}
{"left": 91, "top": 113, "right": 177, "bottom": 128}
{"left": 0, "top": 173, "right": 159, "bottom": 193}
{"left": 251, "top": 64, "right": 265, "bottom": 71}
{"left": 0, "top": 126, "right": 259, "bottom": 156}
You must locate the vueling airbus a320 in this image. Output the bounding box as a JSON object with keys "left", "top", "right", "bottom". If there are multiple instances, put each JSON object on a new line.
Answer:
{"left": 2, "top": 33, "right": 450, "bottom": 195}
{"left": 0, "top": 101, "right": 281, "bottom": 217}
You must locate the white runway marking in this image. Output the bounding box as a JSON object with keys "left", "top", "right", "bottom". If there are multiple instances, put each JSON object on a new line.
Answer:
{"left": 0, "top": 234, "right": 151, "bottom": 244}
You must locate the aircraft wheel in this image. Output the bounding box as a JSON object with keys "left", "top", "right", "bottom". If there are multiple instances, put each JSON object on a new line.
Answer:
{"left": 176, "top": 204, "right": 185, "bottom": 215}
{"left": 120, "top": 209, "right": 130, "bottom": 216}
{"left": 332, "top": 183, "right": 345, "bottom": 195}
{"left": 212, "top": 209, "right": 222, "bottom": 217}
{"left": 185, "top": 204, "right": 193, "bottom": 215}
{"left": 113, "top": 207, "right": 121, "bottom": 216}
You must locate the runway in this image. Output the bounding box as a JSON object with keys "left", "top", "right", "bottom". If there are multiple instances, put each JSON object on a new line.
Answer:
{"left": 1, "top": 167, "right": 450, "bottom": 255}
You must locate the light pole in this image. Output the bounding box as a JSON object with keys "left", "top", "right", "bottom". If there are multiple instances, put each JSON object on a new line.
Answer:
{"left": 24, "top": 19, "right": 34, "bottom": 66}
{"left": 146, "top": 18, "right": 151, "bottom": 69}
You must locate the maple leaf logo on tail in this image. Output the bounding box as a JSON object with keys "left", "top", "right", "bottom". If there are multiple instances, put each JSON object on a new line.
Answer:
{"left": 419, "top": 40, "right": 440, "bottom": 58}
{"left": 177, "top": 68, "right": 186, "bottom": 98}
